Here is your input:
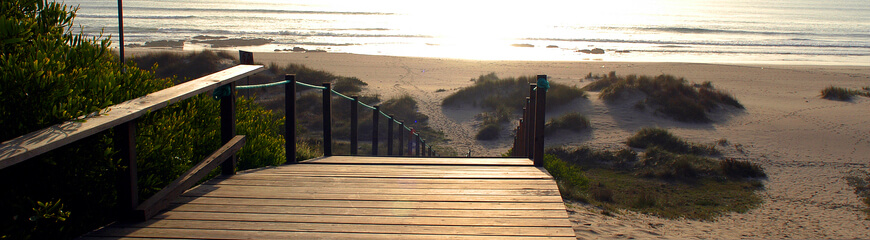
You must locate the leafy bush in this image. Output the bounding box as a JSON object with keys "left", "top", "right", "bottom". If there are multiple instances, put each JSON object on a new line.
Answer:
{"left": 627, "top": 128, "right": 719, "bottom": 155}
{"left": 443, "top": 73, "right": 586, "bottom": 111}
{"left": 543, "top": 154, "right": 590, "bottom": 190}
{"left": 583, "top": 72, "right": 743, "bottom": 122}
{"left": 545, "top": 112, "right": 590, "bottom": 134}
{"left": 475, "top": 123, "right": 501, "bottom": 140}
{"left": 719, "top": 158, "right": 766, "bottom": 179}
{"left": 0, "top": 1, "right": 288, "bottom": 238}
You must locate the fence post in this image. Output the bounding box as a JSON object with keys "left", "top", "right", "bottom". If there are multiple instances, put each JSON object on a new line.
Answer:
{"left": 397, "top": 122, "right": 404, "bottom": 156}
{"left": 322, "top": 83, "right": 332, "bottom": 156}
{"left": 286, "top": 74, "right": 296, "bottom": 164}
{"left": 350, "top": 96, "right": 359, "bottom": 155}
{"left": 533, "top": 75, "right": 547, "bottom": 167}
{"left": 387, "top": 115, "right": 394, "bottom": 156}
{"left": 428, "top": 146, "right": 433, "bottom": 157}
{"left": 114, "top": 120, "right": 137, "bottom": 219}
{"left": 416, "top": 134, "right": 422, "bottom": 156}
{"left": 527, "top": 83, "right": 537, "bottom": 159}
{"left": 372, "top": 106, "right": 379, "bottom": 156}
{"left": 220, "top": 82, "right": 237, "bottom": 175}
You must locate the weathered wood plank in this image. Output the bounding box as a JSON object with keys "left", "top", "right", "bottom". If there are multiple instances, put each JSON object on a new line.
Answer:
{"left": 166, "top": 204, "right": 570, "bottom": 218}
{"left": 221, "top": 174, "right": 557, "bottom": 186}
{"left": 106, "top": 219, "right": 577, "bottom": 237}
{"left": 0, "top": 65, "right": 264, "bottom": 170}
{"left": 179, "top": 184, "right": 560, "bottom": 196}
{"left": 87, "top": 228, "right": 575, "bottom": 239}
{"left": 180, "top": 187, "right": 565, "bottom": 202}
{"left": 149, "top": 211, "right": 573, "bottom": 227}
{"left": 203, "top": 178, "right": 558, "bottom": 190}
{"left": 172, "top": 196, "right": 567, "bottom": 210}
{"left": 303, "top": 156, "right": 534, "bottom": 166}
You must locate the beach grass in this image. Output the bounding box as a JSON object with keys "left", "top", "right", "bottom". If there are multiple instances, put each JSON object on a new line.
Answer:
{"left": 545, "top": 112, "right": 591, "bottom": 135}
{"left": 820, "top": 86, "right": 870, "bottom": 101}
{"left": 443, "top": 73, "right": 587, "bottom": 141}
{"left": 583, "top": 72, "right": 743, "bottom": 122}
{"left": 543, "top": 128, "right": 765, "bottom": 220}
{"left": 627, "top": 127, "right": 719, "bottom": 155}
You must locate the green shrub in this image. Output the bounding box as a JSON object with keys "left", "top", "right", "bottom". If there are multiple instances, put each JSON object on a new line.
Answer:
{"left": 719, "top": 158, "right": 766, "bottom": 179}
{"left": 584, "top": 72, "right": 742, "bottom": 122}
{"left": 475, "top": 123, "right": 501, "bottom": 140}
{"left": 545, "top": 112, "right": 590, "bottom": 134}
{"left": 0, "top": 1, "right": 287, "bottom": 238}
{"left": 627, "top": 128, "right": 719, "bottom": 155}
{"left": 543, "top": 154, "right": 590, "bottom": 190}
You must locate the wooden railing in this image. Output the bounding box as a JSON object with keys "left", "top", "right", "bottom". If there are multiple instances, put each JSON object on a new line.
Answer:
{"left": 510, "top": 75, "right": 548, "bottom": 167}
{"left": 0, "top": 64, "right": 264, "bottom": 221}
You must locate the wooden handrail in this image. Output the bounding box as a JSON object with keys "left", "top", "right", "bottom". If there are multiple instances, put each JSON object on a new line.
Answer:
{"left": 0, "top": 65, "right": 265, "bottom": 170}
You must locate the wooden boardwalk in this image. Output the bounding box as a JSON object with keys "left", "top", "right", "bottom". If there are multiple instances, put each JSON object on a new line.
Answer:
{"left": 82, "top": 156, "right": 575, "bottom": 239}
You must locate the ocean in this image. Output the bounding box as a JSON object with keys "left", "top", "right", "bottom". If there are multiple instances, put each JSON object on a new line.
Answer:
{"left": 64, "top": 0, "right": 870, "bottom": 65}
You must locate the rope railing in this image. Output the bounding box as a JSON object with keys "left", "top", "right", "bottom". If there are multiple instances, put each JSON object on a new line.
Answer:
{"left": 237, "top": 73, "right": 441, "bottom": 159}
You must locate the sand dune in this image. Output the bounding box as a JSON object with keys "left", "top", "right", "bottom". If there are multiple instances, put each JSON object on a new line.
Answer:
{"left": 128, "top": 49, "right": 870, "bottom": 238}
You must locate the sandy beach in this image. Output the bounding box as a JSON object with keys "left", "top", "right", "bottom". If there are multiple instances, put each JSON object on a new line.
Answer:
{"left": 129, "top": 49, "right": 870, "bottom": 238}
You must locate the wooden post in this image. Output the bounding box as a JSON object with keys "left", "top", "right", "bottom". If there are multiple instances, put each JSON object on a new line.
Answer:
{"left": 239, "top": 51, "right": 254, "bottom": 96}
{"left": 428, "top": 146, "right": 433, "bottom": 157}
{"left": 322, "top": 83, "right": 332, "bottom": 156}
{"left": 387, "top": 115, "right": 394, "bottom": 156}
{"left": 350, "top": 96, "right": 359, "bottom": 155}
{"left": 114, "top": 120, "right": 137, "bottom": 220}
{"left": 533, "top": 75, "right": 547, "bottom": 167}
{"left": 528, "top": 82, "right": 537, "bottom": 157}
{"left": 397, "top": 122, "right": 404, "bottom": 156}
{"left": 285, "top": 74, "right": 296, "bottom": 164}
{"left": 220, "top": 82, "right": 237, "bottom": 175}
{"left": 372, "top": 106, "right": 379, "bottom": 156}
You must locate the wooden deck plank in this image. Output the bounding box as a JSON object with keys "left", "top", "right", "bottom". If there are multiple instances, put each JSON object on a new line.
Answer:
{"left": 150, "top": 211, "right": 571, "bottom": 227}
{"left": 86, "top": 228, "right": 574, "bottom": 239}
{"left": 104, "top": 219, "right": 577, "bottom": 237}
{"left": 182, "top": 184, "right": 561, "bottom": 196}
{"left": 81, "top": 156, "right": 575, "bottom": 239}
{"left": 303, "top": 156, "right": 535, "bottom": 166}
{"left": 207, "top": 178, "right": 558, "bottom": 190}
{"left": 166, "top": 204, "right": 571, "bottom": 218}
{"left": 173, "top": 197, "right": 567, "bottom": 210}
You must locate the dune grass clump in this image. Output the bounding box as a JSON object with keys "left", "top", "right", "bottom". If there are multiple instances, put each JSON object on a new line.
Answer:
{"left": 626, "top": 128, "right": 719, "bottom": 155}
{"left": 542, "top": 128, "right": 766, "bottom": 220}
{"left": 545, "top": 112, "right": 591, "bottom": 135}
{"left": 820, "top": 86, "right": 870, "bottom": 101}
{"left": 444, "top": 73, "right": 587, "bottom": 141}
{"left": 846, "top": 170, "right": 870, "bottom": 218}
{"left": 583, "top": 72, "right": 743, "bottom": 122}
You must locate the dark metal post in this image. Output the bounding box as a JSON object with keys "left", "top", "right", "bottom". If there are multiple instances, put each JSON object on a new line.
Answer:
{"left": 286, "top": 74, "right": 296, "bottom": 163}
{"left": 114, "top": 120, "right": 137, "bottom": 219}
{"left": 387, "top": 116, "right": 394, "bottom": 155}
{"left": 322, "top": 83, "right": 332, "bottom": 156}
{"left": 397, "top": 122, "right": 404, "bottom": 156}
{"left": 416, "top": 135, "right": 422, "bottom": 156}
{"left": 117, "top": 0, "right": 125, "bottom": 64}
{"left": 220, "top": 82, "right": 237, "bottom": 175}
{"left": 533, "top": 75, "right": 547, "bottom": 167}
{"left": 372, "top": 106, "right": 380, "bottom": 156}
{"left": 350, "top": 96, "right": 359, "bottom": 155}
